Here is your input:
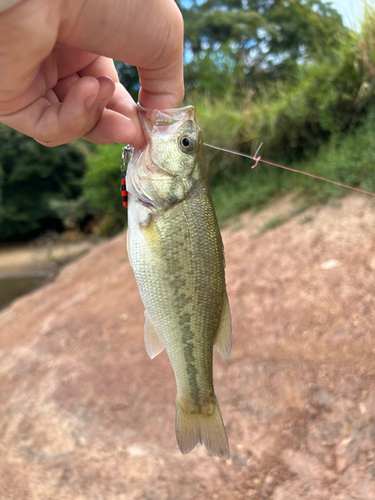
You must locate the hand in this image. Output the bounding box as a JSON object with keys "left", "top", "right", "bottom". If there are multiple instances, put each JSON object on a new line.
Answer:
{"left": 0, "top": 0, "right": 184, "bottom": 148}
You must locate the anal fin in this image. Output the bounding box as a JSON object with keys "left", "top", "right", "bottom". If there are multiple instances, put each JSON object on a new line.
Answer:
{"left": 144, "top": 312, "right": 164, "bottom": 359}
{"left": 214, "top": 292, "right": 232, "bottom": 362}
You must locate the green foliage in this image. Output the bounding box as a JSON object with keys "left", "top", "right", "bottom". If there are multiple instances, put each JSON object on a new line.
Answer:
{"left": 253, "top": 37, "right": 369, "bottom": 159}
{"left": 357, "top": 2, "right": 375, "bottom": 82}
{"left": 181, "top": 50, "right": 238, "bottom": 98}
{"left": 179, "top": 0, "right": 347, "bottom": 97}
{"left": 194, "top": 23, "right": 375, "bottom": 186}
{"left": 0, "top": 125, "right": 88, "bottom": 240}
{"left": 211, "top": 109, "right": 375, "bottom": 222}
{"left": 114, "top": 61, "right": 139, "bottom": 101}
{"left": 83, "top": 144, "right": 127, "bottom": 236}
{"left": 211, "top": 163, "right": 286, "bottom": 221}
{"left": 82, "top": 2, "right": 375, "bottom": 231}
{"left": 48, "top": 197, "right": 95, "bottom": 232}
{"left": 292, "top": 111, "right": 375, "bottom": 202}
{"left": 2, "top": 2, "right": 374, "bottom": 243}
{"left": 265, "top": 0, "right": 345, "bottom": 60}
{"left": 115, "top": 1, "right": 347, "bottom": 99}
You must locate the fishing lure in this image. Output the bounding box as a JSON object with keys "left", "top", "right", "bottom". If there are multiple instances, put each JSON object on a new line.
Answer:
{"left": 120, "top": 145, "right": 131, "bottom": 208}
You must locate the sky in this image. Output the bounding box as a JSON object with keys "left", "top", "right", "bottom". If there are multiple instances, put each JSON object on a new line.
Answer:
{"left": 328, "top": 0, "right": 364, "bottom": 29}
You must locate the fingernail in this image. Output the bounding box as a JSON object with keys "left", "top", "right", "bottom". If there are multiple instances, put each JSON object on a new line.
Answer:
{"left": 85, "top": 94, "right": 98, "bottom": 110}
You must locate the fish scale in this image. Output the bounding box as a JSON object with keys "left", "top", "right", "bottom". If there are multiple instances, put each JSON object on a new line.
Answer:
{"left": 126, "top": 105, "right": 232, "bottom": 458}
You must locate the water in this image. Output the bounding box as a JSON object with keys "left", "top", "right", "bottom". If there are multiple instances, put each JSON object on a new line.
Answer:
{"left": 0, "top": 274, "right": 52, "bottom": 311}
{"left": 0, "top": 239, "right": 97, "bottom": 311}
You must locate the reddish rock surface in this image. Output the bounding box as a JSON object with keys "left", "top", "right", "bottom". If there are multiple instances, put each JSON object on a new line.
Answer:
{"left": 1, "top": 194, "right": 375, "bottom": 500}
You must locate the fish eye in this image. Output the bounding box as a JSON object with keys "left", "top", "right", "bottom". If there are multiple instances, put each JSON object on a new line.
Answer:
{"left": 178, "top": 134, "right": 197, "bottom": 153}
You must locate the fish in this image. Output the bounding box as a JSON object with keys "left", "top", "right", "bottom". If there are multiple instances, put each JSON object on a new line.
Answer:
{"left": 126, "top": 104, "right": 232, "bottom": 459}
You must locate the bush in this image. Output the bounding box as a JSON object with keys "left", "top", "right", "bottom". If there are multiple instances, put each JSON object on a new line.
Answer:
{"left": 210, "top": 109, "right": 375, "bottom": 221}
{"left": 192, "top": 14, "right": 375, "bottom": 204}
{"left": 292, "top": 111, "right": 375, "bottom": 202}
{"left": 0, "top": 126, "right": 88, "bottom": 241}
{"left": 83, "top": 143, "right": 127, "bottom": 237}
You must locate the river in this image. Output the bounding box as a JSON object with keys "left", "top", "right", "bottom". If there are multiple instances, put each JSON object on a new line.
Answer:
{"left": 0, "top": 240, "right": 98, "bottom": 310}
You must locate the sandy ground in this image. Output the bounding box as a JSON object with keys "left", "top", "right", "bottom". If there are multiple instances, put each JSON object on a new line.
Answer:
{"left": 0, "top": 193, "right": 374, "bottom": 500}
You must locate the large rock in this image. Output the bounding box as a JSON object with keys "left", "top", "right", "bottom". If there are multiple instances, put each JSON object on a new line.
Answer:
{"left": 1, "top": 194, "right": 375, "bottom": 499}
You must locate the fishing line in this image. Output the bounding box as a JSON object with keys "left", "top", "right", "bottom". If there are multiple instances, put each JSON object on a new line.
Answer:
{"left": 204, "top": 143, "right": 375, "bottom": 198}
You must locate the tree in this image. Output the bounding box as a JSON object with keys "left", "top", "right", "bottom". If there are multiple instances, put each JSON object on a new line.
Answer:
{"left": 83, "top": 143, "right": 128, "bottom": 237}
{"left": 0, "top": 125, "right": 88, "bottom": 240}
{"left": 116, "top": 1, "right": 347, "bottom": 98}
{"left": 178, "top": 0, "right": 347, "bottom": 96}
{"left": 115, "top": 61, "right": 139, "bottom": 101}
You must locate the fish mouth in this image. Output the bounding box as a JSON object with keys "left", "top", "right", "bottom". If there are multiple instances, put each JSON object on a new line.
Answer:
{"left": 137, "top": 103, "right": 196, "bottom": 136}
{"left": 136, "top": 104, "right": 197, "bottom": 178}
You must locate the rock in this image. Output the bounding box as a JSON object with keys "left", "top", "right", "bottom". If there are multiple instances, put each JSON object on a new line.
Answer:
{"left": 281, "top": 449, "right": 326, "bottom": 483}
{"left": 1, "top": 194, "right": 375, "bottom": 499}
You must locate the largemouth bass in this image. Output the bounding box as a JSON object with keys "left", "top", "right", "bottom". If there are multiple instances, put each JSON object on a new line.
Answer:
{"left": 126, "top": 105, "right": 232, "bottom": 459}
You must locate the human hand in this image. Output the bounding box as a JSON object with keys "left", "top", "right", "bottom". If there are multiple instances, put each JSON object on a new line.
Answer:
{"left": 0, "top": 0, "right": 184, "bottom": 148}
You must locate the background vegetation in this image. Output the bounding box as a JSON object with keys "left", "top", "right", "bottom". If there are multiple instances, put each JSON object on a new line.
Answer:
{"left": 1, "top": 0, "right": 375, "bottom": 241}
{"left": 0, "top": 126, "right": 88, "bottom": 240}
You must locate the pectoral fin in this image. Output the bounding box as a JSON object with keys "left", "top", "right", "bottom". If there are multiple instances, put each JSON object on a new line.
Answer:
{"left": 214, "top": 292, "right": 232, "bottom": 362}
{"left": 144, "top": 312, "right": 165, "bottom": 359}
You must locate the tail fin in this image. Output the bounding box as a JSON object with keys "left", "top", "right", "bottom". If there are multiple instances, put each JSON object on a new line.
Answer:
{"left": 175, "top": 396, "right": 230, "bottom": 459}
